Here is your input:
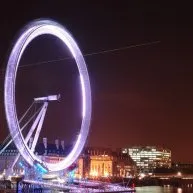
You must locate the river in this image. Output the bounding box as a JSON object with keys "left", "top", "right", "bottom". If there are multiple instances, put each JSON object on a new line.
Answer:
{"left": 33, "top": 186, "right": 193, "bottom": 193}
{"left": 15, "top": 186, "right": 193, "bottom": 192}
{"left": 136, "top": 186, "right": 193, "bottom": 193}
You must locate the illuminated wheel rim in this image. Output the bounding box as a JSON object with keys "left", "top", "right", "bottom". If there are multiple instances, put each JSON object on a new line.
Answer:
{"left": 4, "top": 19, "right": 91, "bottom": 172}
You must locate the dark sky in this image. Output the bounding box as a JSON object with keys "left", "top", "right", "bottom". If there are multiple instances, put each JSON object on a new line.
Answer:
{"left": 0, "top": 1, "right": 193, "bottom": 162}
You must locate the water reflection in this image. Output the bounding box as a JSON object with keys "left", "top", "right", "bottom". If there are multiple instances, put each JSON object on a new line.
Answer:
{"left": 177, "top": 188, "right": 182, "bottom": 193}
{"left": 136, "top": 186, "right": 193, "bottom": 193}
{"left": 136, "top": 186, "right": 163, "bottom": 193}
{"left": 22, "top": 186, "right": 193, "bottom": 193}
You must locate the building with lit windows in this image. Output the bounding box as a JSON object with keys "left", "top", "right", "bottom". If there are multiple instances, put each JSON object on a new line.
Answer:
{"left": 84, "top": 147, "right": 136, "bottom": 178}
{"left": 122, "top": 146, "right": 171, "bottom": 173}
{"left": 0, "top": 139, "right": 136, "bottom": 179}
{"left": 85, "top": 148, "right": 113, "bottom": 178}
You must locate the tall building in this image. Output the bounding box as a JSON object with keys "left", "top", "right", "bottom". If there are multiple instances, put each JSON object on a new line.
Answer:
{"left": 122, "top": 146, "right": 171, "bottom": 173}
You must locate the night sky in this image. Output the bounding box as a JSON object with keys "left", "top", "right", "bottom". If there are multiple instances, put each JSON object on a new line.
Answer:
{"left": 0, "top": 2, "right": 193, "bottom": 162}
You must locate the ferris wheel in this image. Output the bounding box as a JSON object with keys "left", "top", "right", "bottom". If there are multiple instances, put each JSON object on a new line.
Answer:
{"left": 4, "top": 19, "right": 92, "bottom": 172}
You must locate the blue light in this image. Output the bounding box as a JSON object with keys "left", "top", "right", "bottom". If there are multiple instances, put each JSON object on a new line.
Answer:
{"left": 34, "top": 163, "right": 48, "bottom": 174}
{"left": 19, "top": 161, "right": 27, "bottom": 169}
{"left": 19, "top": 161, "right": 23, "bottom": 167}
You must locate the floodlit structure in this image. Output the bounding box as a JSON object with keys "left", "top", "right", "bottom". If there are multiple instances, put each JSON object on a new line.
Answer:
{"left": 122, "top": 146, "right": 171, "bottom": 172}
{"left": 84, "top": 148, "right": 136, "bottom": 178}
{"left": 4, "top": 19, "right": 91, "bottom": 173}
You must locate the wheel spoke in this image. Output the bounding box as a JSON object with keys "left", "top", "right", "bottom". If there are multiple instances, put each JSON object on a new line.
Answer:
{"left": 31, "top": 102, "right": 48, "bottom": 153}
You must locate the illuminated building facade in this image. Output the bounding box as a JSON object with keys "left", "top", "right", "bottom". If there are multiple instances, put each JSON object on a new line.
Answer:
{"left": 89, "top": 155, "right": 113, "bottom": 177}
{"left": 85, "top": 148, "right": 136, "bottom": 178}
{"left": 122, "top": 146, "right": 171, "bottom": 172}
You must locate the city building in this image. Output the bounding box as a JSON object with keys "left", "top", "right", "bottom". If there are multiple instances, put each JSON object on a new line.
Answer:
{"left": 84, "top": 147, "right": 113, "bottom": 178}
{"left": 113, "top": 151, "right": 137, "bottom": 178}
{"left": 122, "top": 146, "right": 171, "bottom": 173}
{"left": 172, "top": 162, "right": 193, "bottom": 170}
{"left": 0, "top": 143, "right": 20, "bottom": 174}
{"left": 0, "top": 139, "right": 136, "bottom": 179}
{"left": 0, "top": 138, "right": 84, "bottom": 179}
{"left": 84, "top": 147, "right": 136, "bottom": 178}
{"left": 171, "top": 162, "right": 193, "bottom": 174}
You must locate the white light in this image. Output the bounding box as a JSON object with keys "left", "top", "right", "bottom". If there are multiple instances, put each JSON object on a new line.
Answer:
{"left": 177, "top": 188, "right": 182, "bottom": 193}
{"left": 34, "top": 95, "right": 60, "bottom": 102}
{"left": 177, "top": 172, "right": 182, "bottom": 176}
{"left": 139, "top": 173, "right": 145, "bottom": 178}
{"left": 80, "top": 75, "right": 86, "bottom": 118}
{"left": 4, "top": 19, "right": 92, "bottom": 172}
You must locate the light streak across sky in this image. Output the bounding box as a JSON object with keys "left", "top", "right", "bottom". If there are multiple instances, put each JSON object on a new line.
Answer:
{"left": 0, "top": 40, "right": 160, "bottom": 75}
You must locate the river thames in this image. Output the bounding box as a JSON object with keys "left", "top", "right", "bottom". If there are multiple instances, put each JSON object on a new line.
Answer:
{"left": 136, "top": 186, "right": 193, "bottom": 193}
{"left": 27, "top": 186, "right": 193, "bottom": 193}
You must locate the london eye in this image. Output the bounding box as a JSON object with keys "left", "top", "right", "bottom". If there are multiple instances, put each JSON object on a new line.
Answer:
{"left": 4, "top": 19, "right": 92, "bottom": 172}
